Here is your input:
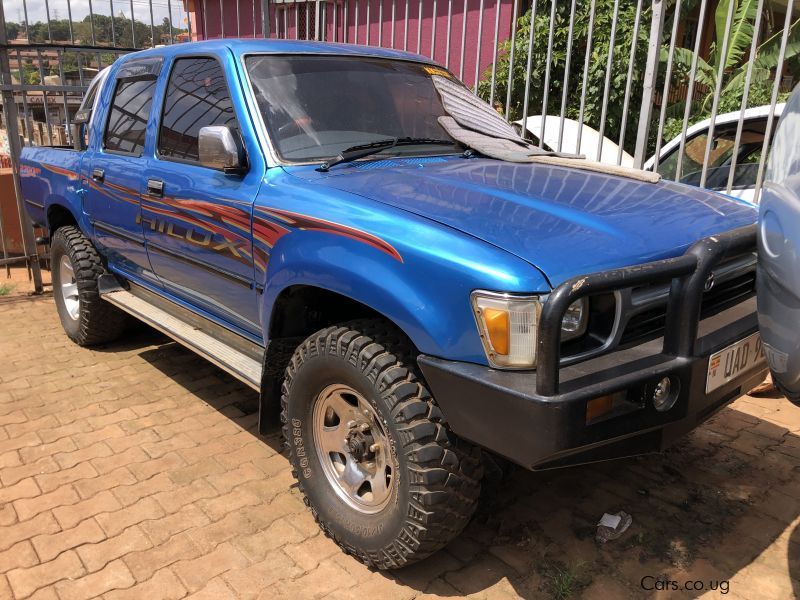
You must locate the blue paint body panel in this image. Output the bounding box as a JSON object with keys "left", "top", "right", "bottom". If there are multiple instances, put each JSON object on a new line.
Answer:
{"left": 18, "top": 39, "right": 757, "bottom": 368}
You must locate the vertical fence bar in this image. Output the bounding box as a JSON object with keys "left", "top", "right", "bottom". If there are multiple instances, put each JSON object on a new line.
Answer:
{"left": 674, "top": 0, "right": 709, "bottom": 180}
{"left": 445, "top": 0, "right": 453, "bottom": 68}
{"left": 633, "top": 0, "right": 666, "bottom": 168}
{"left": 431, "top": 0, "right": 437, "bottom": 59}
{"left": 616, "top": 0, "right": 642, "bottom": 165}
{"left": 0, "top": 1, "right": 43, "bottom": 292}
{"left": 44, "top": 0, "right": 53, "bottom": 41}
{"left": 378, "top": 0, "right": 384, "bottom": 46}
{"left": 652, "top": 0, "right": 682, "bottom": 171}
{"left": 417, "top": 0, "right": 423, "bottom": 52}
{"left": 520, "top": 0, "right": 537, "bottom": 131}
{"left": 167, "top": 0, "right": 176, "bottom": 44}
{"left": 754, "top": 1, "right": 794, "bottom": 202}
{"left": 67, "top": 0, "right": 75, "bottom": 43}
{"left": 254, "top": 0, "right": 258, "bottom": 38}
{"left": 110, "top": 0, "right": 117, "bottom": 46}
{"left": 538, "top": 0, "right": 556, "bottom": 144}
{"left": 366, "top": 0, "right": 371, "bottom": 44}
{"left": 472, "top": 0, "right": 484, "bottom": 92}
{"left": 488, "top": 0, "right": 501, "bottom": 106}
{"left": 345, "top": 0, "right": 349, "bottom": 43}
{"left": 333, "top": 0, "right": 338, "bottom": 41}
{"left": 699, "top": 0, "right": 735, "bottom": 188}
{"left": 391, "top": 0, "right": 396, "bottom": 48}
{"left": 595, "top": 0, "right": 620, "bottom": 161}
{"left": 295, "top": 3, "right": 300, "bottom": 39}
{"left": 576, "top": 0, "right": 596, "bottom": 156}
{"left": 503, "top": 0, "right": 519, "bottom": 120}
{"left": 404, "top": 0, "right": 409, "bottom": 50}
{"left": 235, "top": 0, "right": 241, "bottom": 37}
{"left": 459, "top": 0, "right": 468, "bottom": 80}
{"left": 36, "top": 49, "right": 53, "bottom": 145}
{"left": 148, "top": 0, "right": 155, "bottom": 45}
{"left": 726, "top": 0, "right": 765, "bottom": 194}
{"left": 202, "top": 0, "right": 208, "bottom": 42}
{"left": 89, "top": 0, "right": 98, "bottom": 45}
{"left": 557, "top": 0, "right": 577, "bottom": 152}
{"left": 355, "top": 0, "right": 360, "bottom": 43}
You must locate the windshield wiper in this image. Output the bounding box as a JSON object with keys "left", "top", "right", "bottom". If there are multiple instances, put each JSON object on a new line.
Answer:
{"left": 317, "top": 137, "right": 456, "bottom": 172}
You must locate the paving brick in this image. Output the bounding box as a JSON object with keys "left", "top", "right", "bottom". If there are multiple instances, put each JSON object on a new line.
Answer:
{"left": 0, "top": 477, "right": 41, "bottom": 504}
{"left": 197, "top": 486, "right": 261, "bottom": 521}
{"left": 103, "top": 567, "right": 186, "bottom": 600}
{"left": 95, "top": 496, "right": 166, "bottom": 537}
{"left": 55, "top": 559, "right": 135, "bottom": 600}
{"left": 87, "top": 409, "right": 138, "bottom": 430}
{"left": 153, "top": 478, "right": 218, "bottom": 514}
{"left": 172, "top": 542, "right": 249, "bottom": 592}
{"left": 0, "top": 510, "right": 60, "bottom": 552}
{"left": 206, "top": 462, "right": 263, "bottom": 494}
{"left": 127, "top": 452, "right": 186, "bottom": 481}
{"left": 91, "top": 446, "right": 150, "bottom": 476}
{"left": 123, "top": 532, "right": 203, "bottom": 582}
{"left": 142, "top": 434, "right": 197, "bottom": 459}
{"left": 140, "top": 504, "right": 211, "bottom": 546}
{"left": 77, "top": 525, "right": 152, "bottom": 573}
{"left": 265, "top": 560, "right": 349, "bottom": 599}
{"left": 0, "top": 449, "right": 22, "bottom": 470}
{"left": 74, "top": 467, "right": 137, "bottom": 500}
{"left": 8, "top": 416, "right": 60, "bottom": 438}
{"left": 37, "top": 421, "right": 92, "bottom": 445}
{"left": 71, "top": 424, "right": 125, "bottom": 450}
{"left": 36, "top": 462, "right": 98, "bottom": 493}
{"left": 223, "top": 550, "right": 301, "bottom": 598}
{"left": 1, "top": 456, "right": 60, "bottom": 487}
{"left": 53, "top": 442, "right": 113, "bottom": 470}
{"left": 167, "top": 456, "right": 225, "bottom": 486}
{"left": 0, "top": 502, "right": 17, "bottom": 527}
{"left": 104, "top": 429, "right": 159, "bottom": 454}
{"left": 7, "top": 551, "right": 85, "bottom": 599}
{"left": 112, "top": 472, "right": 174, "bottom": 507}
{"left": 0, "top": 541, "right": 39, "bottom": 573}
{"left": 53, "top": 490, "right": 123, "bottom": 530}
{"left": 185, "top": 577, "right": 238, "bottom": 600}
{"left": 233, "top": 517, "right": 305, "bottom": 563}
{"left": 32, "top": 519, "right": 106, "bottom": 563}
{"left": 215, "top": 442, "right": 276, "bottom": 470}
{"left": 14, "top": 485, "right": 80, "bottom": 522}
{"left": 283, "top": 534, "right": 340, "bottom": 572}
{"left": 19, "top": 437, "right": 77, "bottom": 464}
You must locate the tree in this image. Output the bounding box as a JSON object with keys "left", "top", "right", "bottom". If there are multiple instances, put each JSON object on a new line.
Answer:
{"left": 477, "top": 0, "right": 651, "bottom": 154}
{"left": 661, "top": 0, "right": 800, "bottom": 140}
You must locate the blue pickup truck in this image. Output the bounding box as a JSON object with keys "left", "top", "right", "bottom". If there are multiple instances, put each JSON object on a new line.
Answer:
{"left": 20, "top": 39, "right": 767, "bottom": 568}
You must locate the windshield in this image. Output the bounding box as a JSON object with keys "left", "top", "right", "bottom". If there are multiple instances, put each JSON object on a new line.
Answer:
{"left": 245, "top": 55, "right": 460, "bottom": 162}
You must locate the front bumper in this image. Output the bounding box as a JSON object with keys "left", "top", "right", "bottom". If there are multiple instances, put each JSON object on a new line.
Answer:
{"left": 419, "top": 225, "right": 768, "bottom": 470}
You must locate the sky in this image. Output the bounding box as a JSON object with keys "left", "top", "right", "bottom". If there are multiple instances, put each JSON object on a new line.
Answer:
{"left": 4, "top": 0, "right": 188, "bottom": 29}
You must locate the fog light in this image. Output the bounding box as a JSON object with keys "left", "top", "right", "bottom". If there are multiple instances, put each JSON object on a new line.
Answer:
{"left": 652, "top": 377, "right": 677, "bottom": 412}
{"left": 586, "top": 394, "right": 615, "bottom": 423}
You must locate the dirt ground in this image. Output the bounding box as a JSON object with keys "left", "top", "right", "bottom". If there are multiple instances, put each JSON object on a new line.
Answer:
{"left": 1, "top": 268, "right": 799, "bottom": 599}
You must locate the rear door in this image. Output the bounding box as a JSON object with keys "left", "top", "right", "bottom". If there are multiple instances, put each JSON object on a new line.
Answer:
{"left": 83, "top": 58, "right": 161, "bottom": 282}
{"left": 141, "top": 52, "right": 262, "bottom": 335}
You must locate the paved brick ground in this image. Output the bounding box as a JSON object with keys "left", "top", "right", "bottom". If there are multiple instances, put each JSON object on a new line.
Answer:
{"left": 1, "top": 286, "right": 799, "bottom": 599}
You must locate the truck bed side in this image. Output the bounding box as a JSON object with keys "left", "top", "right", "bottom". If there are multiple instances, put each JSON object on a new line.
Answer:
{"left": 20, "top": 146, "right": 85, "bottom": 231}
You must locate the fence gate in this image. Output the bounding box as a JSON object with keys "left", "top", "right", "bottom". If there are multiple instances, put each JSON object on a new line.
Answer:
{"left": 2, "top": 0, "right": 797, "bottom": 294}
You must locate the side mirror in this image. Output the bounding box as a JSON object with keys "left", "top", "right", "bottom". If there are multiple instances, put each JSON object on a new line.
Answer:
{"left": 71, "top": 108, "right": 91, "bottom": 151}
{"left": 198, "top": 126, "right": 247, "bottom": 175}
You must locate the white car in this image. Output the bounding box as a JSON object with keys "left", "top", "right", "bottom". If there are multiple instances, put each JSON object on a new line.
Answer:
{"left": 643, "top": 104, "right": 785, "bottom": 202}
{"left": 514, "top": 116, "right": 635, "bottom": 168}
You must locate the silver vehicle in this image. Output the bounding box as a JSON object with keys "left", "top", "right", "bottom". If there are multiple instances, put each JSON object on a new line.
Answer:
{"left": 757, "top": 91, "right": 800, "bottom": 404}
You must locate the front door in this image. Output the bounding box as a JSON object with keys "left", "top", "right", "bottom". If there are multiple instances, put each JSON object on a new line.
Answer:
{"left": 142, "top": 54, "right": 262, "bottom": 335}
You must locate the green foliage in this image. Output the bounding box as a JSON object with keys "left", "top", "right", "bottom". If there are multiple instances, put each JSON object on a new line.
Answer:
{"left": 477, "top": 0, "right": 651, "bottom": 153}
{"left": 662, "top": 1, "right": 800, "bottom": 136}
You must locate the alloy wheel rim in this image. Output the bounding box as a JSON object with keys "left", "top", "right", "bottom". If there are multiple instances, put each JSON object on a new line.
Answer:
{"left": 312, "top": 384, "right": 396, "bottom": 514}
{"left": 59, "top": 255, "right": 79, "bottom": 320}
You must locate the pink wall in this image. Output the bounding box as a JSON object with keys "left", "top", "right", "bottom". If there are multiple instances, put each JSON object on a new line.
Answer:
{"left": 266, "top": 0, "right": 515, "bottom": 89}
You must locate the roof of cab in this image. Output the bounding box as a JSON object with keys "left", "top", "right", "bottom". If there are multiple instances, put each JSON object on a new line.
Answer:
{"left": 118, "top": 38, "right": 435, "bottom": 64}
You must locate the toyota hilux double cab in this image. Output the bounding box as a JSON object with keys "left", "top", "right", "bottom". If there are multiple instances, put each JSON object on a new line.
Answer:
{"left": 20, "top": 40, "right": 767, "bottom": 569}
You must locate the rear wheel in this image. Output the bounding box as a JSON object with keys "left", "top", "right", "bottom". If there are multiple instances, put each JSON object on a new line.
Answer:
{"left": 281, "top": 319, "right": 482, "bottom": 569}
{"left": 51, "top": 225, "right": 127, "bottom": 346}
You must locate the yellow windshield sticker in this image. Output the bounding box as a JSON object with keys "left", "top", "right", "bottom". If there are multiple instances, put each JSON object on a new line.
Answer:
{"left": 424, "top": 66, "right": 452, "bottom": 78}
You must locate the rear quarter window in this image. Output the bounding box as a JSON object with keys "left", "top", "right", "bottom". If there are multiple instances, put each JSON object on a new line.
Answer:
{"left": 103, "top": 78, "right": 157, "bottom": 156}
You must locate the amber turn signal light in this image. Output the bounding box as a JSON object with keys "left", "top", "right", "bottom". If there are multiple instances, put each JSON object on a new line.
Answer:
{"left": 482, "top": 308, "right": 510, "bottom": 355}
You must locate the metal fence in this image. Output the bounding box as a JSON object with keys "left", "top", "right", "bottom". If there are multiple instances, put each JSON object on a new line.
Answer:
{"left": 1, "top": 0, "right": 797, "bottom": 294}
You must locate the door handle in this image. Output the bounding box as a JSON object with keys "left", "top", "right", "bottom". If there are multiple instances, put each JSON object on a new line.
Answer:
{"left": 91, "top": 168, "right": 104, "bottom": 182}
{"left": 147, "top": 179, "right": 164, "bottom": 197}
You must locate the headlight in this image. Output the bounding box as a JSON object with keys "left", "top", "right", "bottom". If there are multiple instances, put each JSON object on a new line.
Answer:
{"left": 561, "top": 297, "right": 588, "bottom": 341}
{"left": 471, "top": 292, "right": 589, "bottom": 369}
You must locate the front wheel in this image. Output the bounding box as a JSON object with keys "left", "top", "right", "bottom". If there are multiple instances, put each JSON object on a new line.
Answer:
{"left": 281, "top": 320, "right": 482, "bottom": 569}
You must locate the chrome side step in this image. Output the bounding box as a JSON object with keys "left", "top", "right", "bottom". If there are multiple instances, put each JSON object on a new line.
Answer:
{"left": 101, "top": 287, "right": 263, "bottom": 390}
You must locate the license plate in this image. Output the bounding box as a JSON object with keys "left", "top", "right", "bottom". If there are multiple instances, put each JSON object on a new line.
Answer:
{"left": 706, "top": 332, "right": 767, "bottom": 393}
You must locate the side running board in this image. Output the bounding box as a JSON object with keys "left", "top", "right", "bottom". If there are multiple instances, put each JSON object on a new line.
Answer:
{"left": 100, "top": 283, "right": 263, "bottom": 391}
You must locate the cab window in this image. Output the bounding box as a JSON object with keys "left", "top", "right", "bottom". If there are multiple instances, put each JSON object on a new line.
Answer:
{"left": 158, "top": 57, "right": 239, "bottom": 163}
{"left": 103, "top": 77, "right": 157, "bottom": 156}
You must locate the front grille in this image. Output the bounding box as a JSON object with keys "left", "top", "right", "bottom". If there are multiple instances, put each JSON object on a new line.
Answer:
{"left": 619, "top": 266, "right": 756, "bottom": 347}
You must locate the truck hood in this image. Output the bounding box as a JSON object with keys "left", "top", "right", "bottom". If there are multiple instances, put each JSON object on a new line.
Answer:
{"left": 293, "top": 157, "right": 757, "bottom": 286}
